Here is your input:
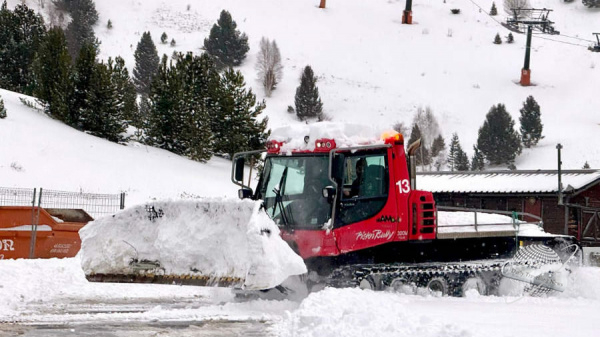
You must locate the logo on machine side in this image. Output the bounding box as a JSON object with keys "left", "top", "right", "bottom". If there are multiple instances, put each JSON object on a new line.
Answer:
{"left": 376, "top": 215, "right": 401, "bottom": 223}
{"left": 356, "top": 230, "right": 394, "bottom": 241}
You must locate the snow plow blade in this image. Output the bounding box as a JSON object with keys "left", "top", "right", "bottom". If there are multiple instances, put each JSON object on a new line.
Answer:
{"left": 79, "top": 199, "right": 307, "bottom": 290}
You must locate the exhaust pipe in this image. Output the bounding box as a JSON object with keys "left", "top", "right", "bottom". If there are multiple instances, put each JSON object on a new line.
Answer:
{"left": 406, "top": 139, "right": 422, "bottom": 190}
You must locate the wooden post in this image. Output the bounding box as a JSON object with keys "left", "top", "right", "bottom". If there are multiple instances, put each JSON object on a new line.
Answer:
{"left": 319, "top": 0, "right": 326, "bottom": 9}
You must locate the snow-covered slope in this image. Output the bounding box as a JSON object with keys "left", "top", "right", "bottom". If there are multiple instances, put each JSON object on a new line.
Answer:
{"left": 0, "top": 88, "right": 237, "bottom": 206}
{"left": 91, "top": 0, "right": 600, "bottom": 169}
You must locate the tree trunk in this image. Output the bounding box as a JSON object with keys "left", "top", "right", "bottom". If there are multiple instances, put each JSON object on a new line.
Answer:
{"left": 319, "top": 0, "right": 326, "bottom": 9}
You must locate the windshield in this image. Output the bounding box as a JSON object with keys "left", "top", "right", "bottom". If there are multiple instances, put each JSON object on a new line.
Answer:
{"left": 257, "top": 155, "right": 331, "bottom": 229}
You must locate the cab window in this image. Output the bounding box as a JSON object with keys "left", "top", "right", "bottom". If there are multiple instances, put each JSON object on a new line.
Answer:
{"left": 337, "top": 152, "right": 388, "bottom": 226}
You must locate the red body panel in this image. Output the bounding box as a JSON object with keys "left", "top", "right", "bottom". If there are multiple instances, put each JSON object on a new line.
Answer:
{"left": 281, "top": 229, "right": 339, "bottom": 259}
{"left": 278, "top": 141, "right": 437, "bottom": 260}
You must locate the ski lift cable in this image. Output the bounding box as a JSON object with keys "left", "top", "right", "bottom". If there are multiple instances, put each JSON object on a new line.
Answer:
{"left": 534, "top": 35, "right": 590, "bottom": 48}
{"left": 463, "top": 0, "right": 594, "bottom": 49}
{"left": 555, "top": 33, "right": 596, "bottom": 44}
{"left": 464, "top": 0, "right": 504, "bottom": 26}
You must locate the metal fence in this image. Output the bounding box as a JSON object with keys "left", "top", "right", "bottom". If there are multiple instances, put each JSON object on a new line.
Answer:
{"left": 0, "top": 187, "right": 125, "bottom": 219}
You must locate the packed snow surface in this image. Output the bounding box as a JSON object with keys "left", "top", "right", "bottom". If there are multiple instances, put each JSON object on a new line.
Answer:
{"left": 79, "top": 198, "right": 306, "bottom": 290}
{"left": 1, "top": 258, "right": 600, "bottom": 336}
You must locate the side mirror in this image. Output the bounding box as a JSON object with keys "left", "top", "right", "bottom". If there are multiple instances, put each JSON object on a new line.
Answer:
{"left": 331, "top": 153, "right": 345, "bottom": 182}
{"left": 238, "top": 188, "right": 253, "bottom": 199}
{"left": 234, "top": 157, "right": 245, "bottom": 182}
{"left": 322, "top": 186, "right": 336, "bottom": 203}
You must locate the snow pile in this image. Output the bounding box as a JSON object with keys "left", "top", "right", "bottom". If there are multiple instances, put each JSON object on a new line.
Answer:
{"left": 273, "top": 288, "right": 471, "bottom": 337}
{"left": 79, "top": 199, "right": 306, "bottom": 290}
{"left": 0, "top": 257, "right": 87, "bottom": 316}
{"left": 561, "top": 267, "right": 600, "bottom": 300}
{"left": 270, "top": 122, "right": 388, "bottom": 153}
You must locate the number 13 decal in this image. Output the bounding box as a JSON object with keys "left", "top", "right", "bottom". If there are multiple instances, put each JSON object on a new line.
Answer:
{"left": 396, "top": 179, "right": 411, "bottom": 193}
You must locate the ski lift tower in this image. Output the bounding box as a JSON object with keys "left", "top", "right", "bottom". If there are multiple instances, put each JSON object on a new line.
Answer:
{"left": 402, "top": 0, "right": 413, "bottom": 24}
{"left": 505, "top": 8, "right": 560, "bottom": 86}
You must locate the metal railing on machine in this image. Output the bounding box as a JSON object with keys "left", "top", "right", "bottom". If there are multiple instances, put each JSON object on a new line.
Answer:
{"left": 0, "top": 187, "right": 125, "bottom": 219}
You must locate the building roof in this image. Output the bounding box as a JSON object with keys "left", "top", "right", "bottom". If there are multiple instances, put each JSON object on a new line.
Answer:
{"left": 416, "top": 170, "right": 600, "bottom": 194}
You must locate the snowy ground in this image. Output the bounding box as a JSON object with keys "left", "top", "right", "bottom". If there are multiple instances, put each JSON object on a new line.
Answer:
{"left": 2, "top": 1, "right": 600, "bottom": 336}
{"left": 1, "top": 258, "right": 599, "bottom": 337}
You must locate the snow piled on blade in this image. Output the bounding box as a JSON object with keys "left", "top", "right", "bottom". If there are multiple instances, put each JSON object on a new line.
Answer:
{"left": 79, "top": 198, "right": 307, "bottom": 290}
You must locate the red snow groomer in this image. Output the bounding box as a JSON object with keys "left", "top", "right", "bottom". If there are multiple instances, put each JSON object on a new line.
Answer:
{"left": 232, "top": 131, "right": 580, "bottom": 296}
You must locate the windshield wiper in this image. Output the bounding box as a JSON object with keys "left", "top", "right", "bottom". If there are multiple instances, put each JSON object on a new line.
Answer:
{"left": 272, "top": 167, "right": 292, "bottom": 227}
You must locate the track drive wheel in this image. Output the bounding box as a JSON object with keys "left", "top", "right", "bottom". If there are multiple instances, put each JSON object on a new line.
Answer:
{"left": 388, "top": 278, "right": 417, "bottom": 295}
{"left": 460, "top": 276, "right": 487, "bottom": 296}
{"left": 359, "top": 275, "right": 379, "bottom": 291}
{"left": 426, "top": 277, "right": 449, "bottom": 297}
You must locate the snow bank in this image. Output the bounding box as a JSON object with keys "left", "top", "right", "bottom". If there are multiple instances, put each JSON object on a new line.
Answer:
{"left": 79, "top": 199, "right": 306, "bottom": 290}
{"left": 272, "top": 288, "right": 471, "bottom": 337}
{"left": 561, "top": 267, "right": 600, "bottom": 300}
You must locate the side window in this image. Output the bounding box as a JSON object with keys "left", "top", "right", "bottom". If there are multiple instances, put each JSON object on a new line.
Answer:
{"left": 338, "top": 153, "right": 388, "bottom": 226}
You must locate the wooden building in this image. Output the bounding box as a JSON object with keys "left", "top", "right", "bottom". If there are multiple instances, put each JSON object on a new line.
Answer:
{"left": 417, "top": 170, "right": 600, "bottom": 251}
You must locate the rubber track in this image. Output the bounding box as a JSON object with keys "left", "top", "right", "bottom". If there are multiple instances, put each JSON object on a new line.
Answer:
{"left": 326, "top": 260, "right": 515, "bottom": 290}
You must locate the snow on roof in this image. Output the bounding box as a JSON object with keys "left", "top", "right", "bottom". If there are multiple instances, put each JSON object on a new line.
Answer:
{"left": 417, "top": 170, "right": 600, "bottom": 194}
{"left": 270, "top": 122, "right": 388, "bottom": 153}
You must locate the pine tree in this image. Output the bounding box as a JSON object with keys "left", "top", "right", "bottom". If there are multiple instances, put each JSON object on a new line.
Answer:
{"left": 107, "top": 19, "right": 112, "bottom": 29}
{"left": 62, "top": 0, "right": 99, "bottom": 61}
{"left": 0, "top": 2, "right": 46, "bottom": 95}
{"left": 477, "top": 103, "right": 522, "bottom": 167}
{"left": 32, "top": 27, "right": 72, "bottom": 123}
{"left": 519, "top": 95, "right": 543, "bottom": 148}
{"left": 494, "top": 33, "right": 502, "bottom": 44}
{"left": 108, "top": 56, "right": 138, "bottom": 128}
{"left": 178, "top": 52, "right": 220, "bottom": 162}
{"left": 490, "top": 2, "right": 498, "bottom": 15}
{"left": 448, "top": 133, "right": 468, "bottom": 171}
{"left": 80, "top": 61, "right": 127, "bottom": 143}
{"left": 583, "top": 0, "right": 600, "bottom": 8}
{"left": 0, "top": 95, "right": 6, "bottom": 119}
{"left": 456, "top": 149, "right": 470, "bottom": 171}
{"left": 203, "top": 10, "right": 249, "bottom": 68}
{"left": 507, "top": 33, "right": 514, "bottom": 43}
{"left": 72, "top": 42, "right": 98, "bottom": 128}
{"left": 583, "top": 161, "right": 591, "bottom": 169}
{"left": 470, "top": 146, "right": 485, "bottom": 171}
{"left": 295, "top": 65, "right": 323, "bottom": 121}
{"left": 408, "top": 123, "right": 431, "bottom": 169}
{"left": 430, "top": 134, "right": 446, "bottom": 171}
{"left": 145, "top": 55, "right": 186, "bottom": 154}
{"left": 133, "top": 31, "right": 160, "bottom": 95}
{"left": 161, "top": 32, "right": 168, "bottom": 44}
{"left": 212, "top": 68, "right": 269, "bottom": 159}
{"left": 430, "top": 135, "right": 445, "bottom": 158}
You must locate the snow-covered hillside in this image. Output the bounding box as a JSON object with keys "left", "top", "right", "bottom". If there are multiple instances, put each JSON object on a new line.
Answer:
{"left": 0, "top": 88, "right": 237, "bottom": 206}
{"left": 95, "top": 0, "right": 600, "bottom": 170}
